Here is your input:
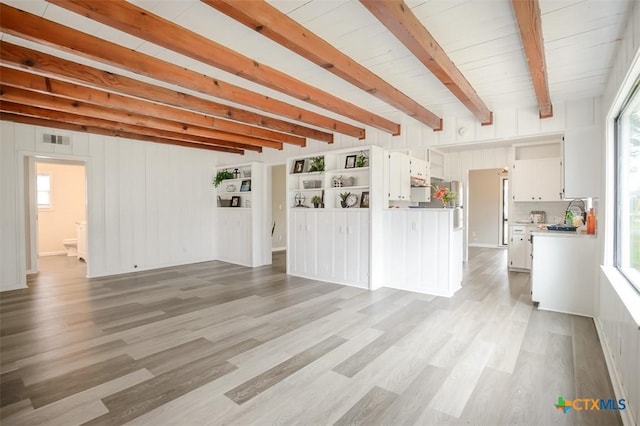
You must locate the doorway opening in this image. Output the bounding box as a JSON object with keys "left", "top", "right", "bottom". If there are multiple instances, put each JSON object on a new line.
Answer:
{"left": 501, "top": 177, "right": 509, "bottom": 246}
{"left": 270, "top": 164, "right": 286, "bottom": 270}
{"left": 468, "top": 168, "right": 507, "bottom": 248}
{"left": 27, "top": 158, "right": 88, "bottom": 280}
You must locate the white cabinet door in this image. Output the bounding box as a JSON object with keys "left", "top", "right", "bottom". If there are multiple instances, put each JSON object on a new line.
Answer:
{"left": 332, "top": 212, "right": 348, "bottom": 283}
{"left": 303, "top": 211, "right": 317, "bottom": 276}
{"left": 217, "top": 210, "right": 252, "bottom": 266}
{"left": 409, "top": 158, "right": 428, "bottom": 179}
{"left": 508, "top": 226, "right": 529, "bottom": 270}
{"left": 564, "top": 126, "right": 601, "bottom": 199}
{"left": 345, "top": 211, "right": 368, "bottom": 285}
{"left": 289, "top": 210, "right": 317, "bottom": 276}
{"left": 289, "top": 210, "right": 306, "bottom": 275}
{"left": 388, "top": 152, "right": 411, "bottom": 200}
{"left": 512, "top": 158, "right": 563, "bottom": 201}
{"left": 316, "top": 211, "right": 333, "bottom": 278}
{"left": 409, "top": 158, "right": 430, "bottom": 202}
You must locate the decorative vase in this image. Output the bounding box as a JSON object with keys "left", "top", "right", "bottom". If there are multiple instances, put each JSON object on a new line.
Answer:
{"left": 341, "top": 201, "right": 347, "bottom": 208}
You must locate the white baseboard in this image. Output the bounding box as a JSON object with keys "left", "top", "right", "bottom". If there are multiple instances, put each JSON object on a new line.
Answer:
{"left": 39, "top": 251, "right": 67, "bottom": 257}
{"left": 594, "top": 318, "right": 636, "bottom": 426}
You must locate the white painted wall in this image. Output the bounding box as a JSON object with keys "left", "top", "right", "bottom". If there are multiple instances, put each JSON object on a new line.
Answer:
{"left": 598, "top": 1, "right": 640, "bottom": 425}
{"left": 224, "top": 96, "right": 601, "bottom": 167}
{"left": 0, "top": 121, "right": 219, "bottom": 292}
{"left": 36, "top": 162, "right": 86, "bottom": 256}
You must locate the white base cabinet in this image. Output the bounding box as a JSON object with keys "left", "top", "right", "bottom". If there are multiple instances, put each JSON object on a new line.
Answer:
{"left": 288, "top": 209, "right": 369, "bottom": 288}
{"left": 216, "top": 209, "right": 252, "bottom": 267}
{"left": 508, "top": 225, "right": 531, "bottom": 271}
{"left": 383, "top": 209, "right": 462, "bottom": 297}
{"left": 531, "top": 233, "right": 597, "bottom": 317}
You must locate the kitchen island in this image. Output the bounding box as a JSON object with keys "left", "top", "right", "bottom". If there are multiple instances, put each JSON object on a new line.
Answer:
{"left": 530, "top": 230, "right": 598, "bottom": 317}
{"left": 383, "top": 208, "right": 463, "bottom": 297}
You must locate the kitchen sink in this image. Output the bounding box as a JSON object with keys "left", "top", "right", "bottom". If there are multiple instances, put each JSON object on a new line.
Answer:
{"left": 546, "top": 225, "right": 577, "bottom": 232}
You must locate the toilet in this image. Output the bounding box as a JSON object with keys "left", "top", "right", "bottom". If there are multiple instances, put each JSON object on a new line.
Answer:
{"left": 63, "top": 238, "right": 78, "bottom": 257}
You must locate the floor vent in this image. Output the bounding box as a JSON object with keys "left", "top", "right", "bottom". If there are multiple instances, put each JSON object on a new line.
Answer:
{"left": 42, "top": 134, "right": 71, "bottom": 146}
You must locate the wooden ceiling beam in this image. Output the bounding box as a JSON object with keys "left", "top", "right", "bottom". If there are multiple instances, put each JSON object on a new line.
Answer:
{"left": 0, "top": 66, "right": 304, "bottom": 146}
{"left": 0, "top": 84, "right": 282, "bottom": 150}
{"left": 0, "top": 43, "right": 330, "bottom": 144}
{"left": 0, "top": 112, "right": 244, "bottom": 154}
{"left": 47, "top": 0, "right": 400, "bottom": 135}
{"left": 512, "top": 0, "right": 553, "bottom": 118}
{"left": 360, "top": 0, "right": 493, "bottom": 125}
{"left": 0, "top": 4, "right": 353, "bottom": 140}
{"left": 0, "top": 102, "right": 254, "bottom": 154}
{"left": 203, "top": 0, "right": 442, "bottom": 131}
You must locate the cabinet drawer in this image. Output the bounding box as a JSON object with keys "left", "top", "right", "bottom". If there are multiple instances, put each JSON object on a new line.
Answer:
{"left": 511, "top": 226, "right": 527, "bottom": 235}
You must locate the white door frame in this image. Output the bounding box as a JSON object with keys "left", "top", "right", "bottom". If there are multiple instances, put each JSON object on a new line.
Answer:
{"left": 18, "top": 150, "right": 91, "bottom": 278}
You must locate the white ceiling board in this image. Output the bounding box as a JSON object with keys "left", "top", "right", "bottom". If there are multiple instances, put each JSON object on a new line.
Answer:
{"left": 1, "top": 0, "right": 634, "bottom": 137}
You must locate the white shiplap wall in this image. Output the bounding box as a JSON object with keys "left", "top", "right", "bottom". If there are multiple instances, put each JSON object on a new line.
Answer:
{"left": 599, "top": 1, "right": 640, "bottom": 425}
{"left": 0, "top": 121, "right": 219, "bottom": 292}
{"left": 230, "top": 96, "right": 601, "bottom": 168}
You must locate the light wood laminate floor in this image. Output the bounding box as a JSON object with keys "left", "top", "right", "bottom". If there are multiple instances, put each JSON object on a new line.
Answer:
{"left": 0, "top": 248, "right": 621, "bottom": 425}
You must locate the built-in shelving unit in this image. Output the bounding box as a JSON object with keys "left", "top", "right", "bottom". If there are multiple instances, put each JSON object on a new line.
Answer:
{"left": 286, "top": 146, "right": 384, "bottom": 289}
{"left": 215, "top": 162, "right": 271, "bottom": 267}
{"left": 287, "top": 150, "right": 372, "bottom": 209}
{"left": 216, "top": 164, "right": 254, "bottom": 208}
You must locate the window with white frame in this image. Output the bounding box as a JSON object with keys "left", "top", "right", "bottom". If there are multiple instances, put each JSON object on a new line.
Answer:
{"left": 37, "top": 173, "right": 52, "bottom": 209}
{"left": 615, "top": 79, "right": 640, "bottom": 293}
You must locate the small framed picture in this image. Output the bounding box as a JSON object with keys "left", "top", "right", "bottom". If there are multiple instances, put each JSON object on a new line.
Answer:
{"left": 231, "top": 196, "right": 241, "bottom": 207}
{"left": 240, "top": 180, "right": 251, "bottom": 192}
{"left": 360, "top": 191, "right": 370, "bottom": 208}
{"left": 292, "top": 159, "right": 305, "bottom": 174}
{"left": 345, "top": 155, "right": 356, "bottom": 169}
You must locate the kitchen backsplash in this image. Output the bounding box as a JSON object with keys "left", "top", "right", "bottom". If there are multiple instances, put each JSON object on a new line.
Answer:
{"left": 512, "top": 199, "right": 598, "bottom": 224}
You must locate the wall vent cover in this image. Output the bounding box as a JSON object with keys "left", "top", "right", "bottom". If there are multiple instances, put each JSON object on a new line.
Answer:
{"left": 42, "top": 134, "right": 71, "bottom": 146}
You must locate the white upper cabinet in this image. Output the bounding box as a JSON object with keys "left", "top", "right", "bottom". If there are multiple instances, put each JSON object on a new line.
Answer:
{"left": 511, "top": 158, "right": 564, "bottom": 201}
{"left": 427, "top": 148, "right": 446, "bottom": 180}
{"left": 511, "top": 141, "right": 564, "bottom": 202}
{"left": 410, "top": 158, "right": 428, "bottom": 180}
{"left": 388, "top": 151, "right": 411, "bottom": 201}
{"left": 409, "top": 158, "right": 430, "bottom": 202}
{"left": 563, "top": 126, "right": 602, "bottom": 199}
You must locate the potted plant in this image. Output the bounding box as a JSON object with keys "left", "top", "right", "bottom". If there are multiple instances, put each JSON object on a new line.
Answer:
{"left": 311, "top": 195, "right": 323, "bottom": 208}
{"left": 309, "top": 156, "right": 325, "bottom": 172}
{"left": 356, "top": 152, "right": 368, "bottom": 168}
{"left": 339, "top": 192, "right": 351, "bottom": 208}
{"left": 213, "top": 169, "right": 234, "bottom": 187}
